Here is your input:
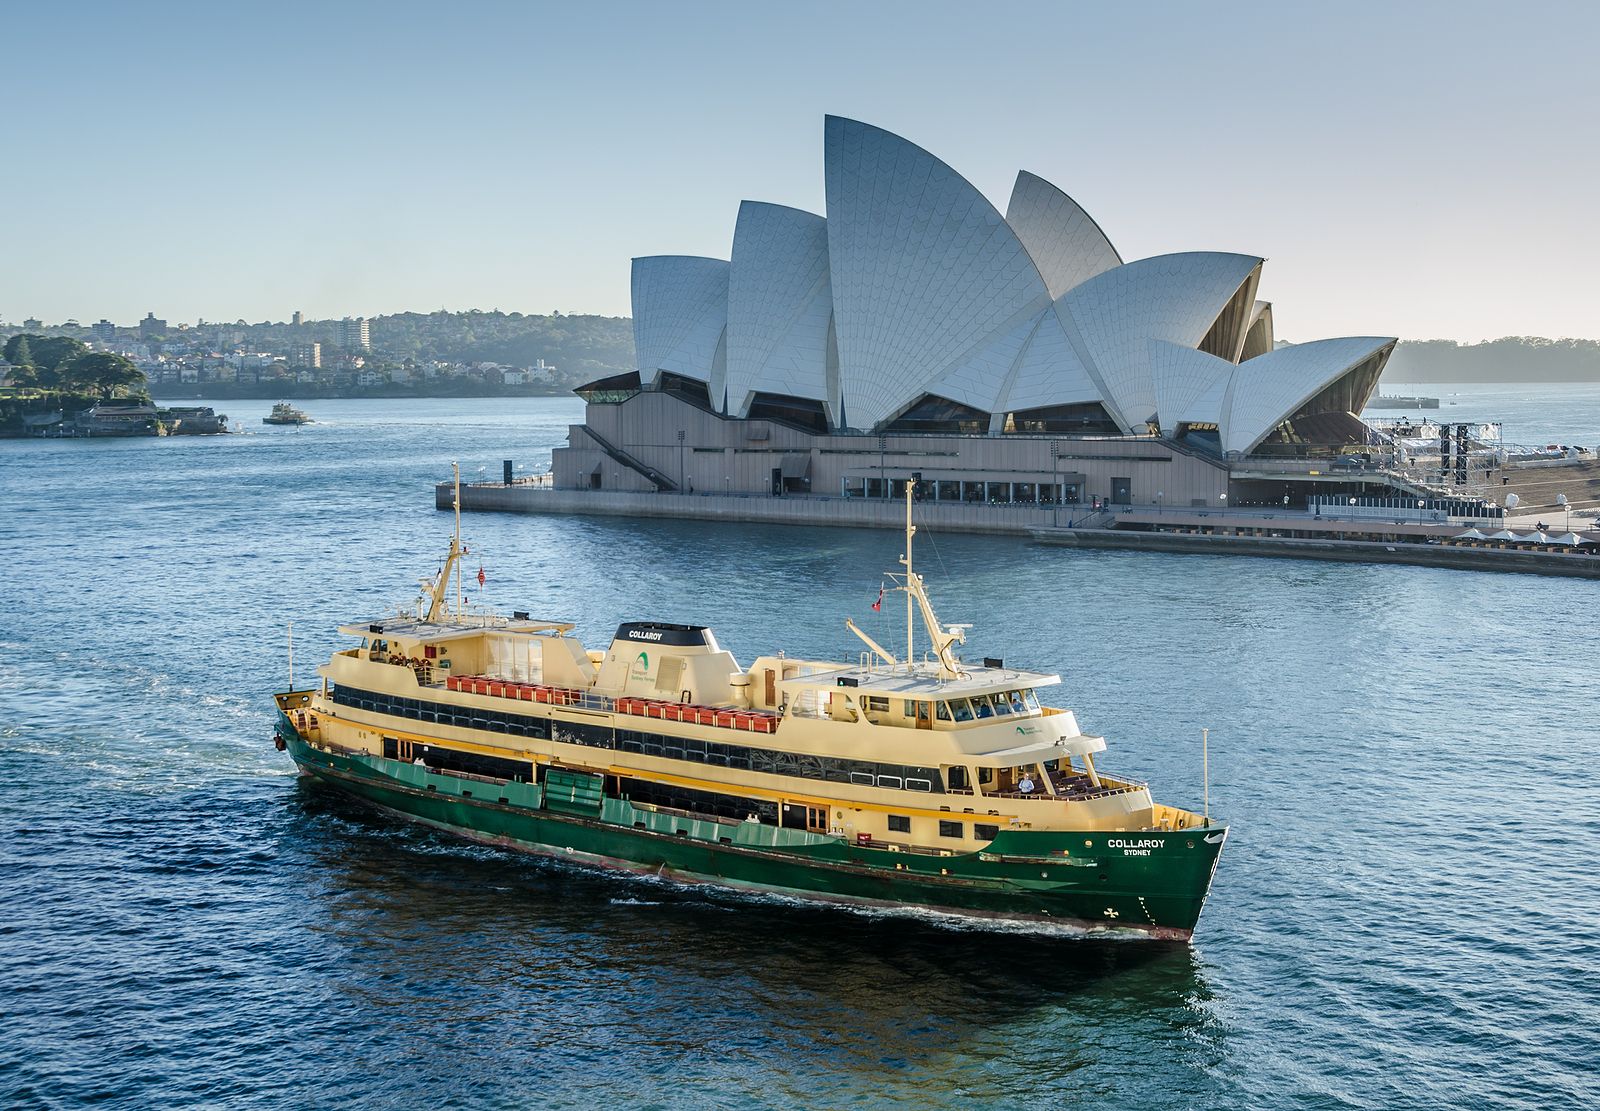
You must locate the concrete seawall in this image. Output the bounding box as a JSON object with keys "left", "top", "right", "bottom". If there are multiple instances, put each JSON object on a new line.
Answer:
{"left": 442, "top": 484, "right": 1600, "bottom": 580}
{"left": 1031, "top": 527, "right": 1600, "bottom": 579}
{"left": 440, "top": 483, "right": 1066, "bottom": 536}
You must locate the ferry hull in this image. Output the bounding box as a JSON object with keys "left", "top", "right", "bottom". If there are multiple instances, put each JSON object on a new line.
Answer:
{"left": 280, "top": 719, "right": 1224, "bottom": 939}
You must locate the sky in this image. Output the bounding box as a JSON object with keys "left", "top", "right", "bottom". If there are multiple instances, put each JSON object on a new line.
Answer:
{"left": 3, "top": 0, "right": 1597, "bottom": 343}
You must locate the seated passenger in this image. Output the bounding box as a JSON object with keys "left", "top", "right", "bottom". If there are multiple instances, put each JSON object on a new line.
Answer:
{"left": 1009, "top": 691, "right": 1026, "bottom": 713}
{"left": 951, "top": 698, "right": 973, "bottom": 722}
{"left": 975, "top": 699, "right": 994, "bottom": 719}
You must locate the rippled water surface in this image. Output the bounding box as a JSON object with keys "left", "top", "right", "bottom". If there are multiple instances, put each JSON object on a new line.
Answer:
{"left": 3, "top": 397, "right": 1598, "bottom": 1109}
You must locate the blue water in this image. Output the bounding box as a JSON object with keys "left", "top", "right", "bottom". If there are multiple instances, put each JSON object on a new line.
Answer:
{"left": 1369, "top": 380, "right": 1600, "bottom": 448}
{"left": 3, "top": 397, "right": 1598, "bottom": 1110}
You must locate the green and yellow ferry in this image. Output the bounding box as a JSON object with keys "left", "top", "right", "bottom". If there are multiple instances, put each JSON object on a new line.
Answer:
{"left": 273, "top": 469, "right": 1226, "bottom": 938}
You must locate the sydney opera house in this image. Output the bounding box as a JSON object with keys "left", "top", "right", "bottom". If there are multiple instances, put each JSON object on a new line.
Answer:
{"left": 552, "top": 116, "right": 1398, "bottom": 512}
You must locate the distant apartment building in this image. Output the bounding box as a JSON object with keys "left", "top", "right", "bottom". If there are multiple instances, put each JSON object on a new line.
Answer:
{"left": 23, "top": 317, "right": 43, "bottom": 330}
{"left": 339, "top": 316, "right": 371, "bottom": 352}
{"left": 92, "top": 319, "right": 115, "bottom": 342}
{"left": 291, "top": 310, "right": 305, "bottom": 327}
{"left": 139, "top": 312, "right": 167, "bottom": 340}
{"left": 290, "top": 341, "right": 322, "bottom": 369}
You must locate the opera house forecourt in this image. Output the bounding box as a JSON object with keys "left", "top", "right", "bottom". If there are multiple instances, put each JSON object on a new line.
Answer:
{"left": 454, "top": 116, "right": 1600, "bottom": 571}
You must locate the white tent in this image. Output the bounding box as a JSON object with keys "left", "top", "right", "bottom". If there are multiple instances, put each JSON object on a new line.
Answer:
{"left": 1453, "top": 529, "right": 1488, "bottom": 540}
{"left": 1552, "top": 532, "right": 1586, "bottom": 546}
{"left": 1487, "top": 529, "right": 1519, "bottom": 541}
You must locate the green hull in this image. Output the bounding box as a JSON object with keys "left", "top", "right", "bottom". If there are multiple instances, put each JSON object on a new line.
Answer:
{"left": 279, "top": 716, "right": 1224, "bottom": 938}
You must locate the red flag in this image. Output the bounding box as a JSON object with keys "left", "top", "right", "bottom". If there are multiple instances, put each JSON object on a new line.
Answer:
{"left": 476, "top": 565, "right": 486, "bottom": 588}
{"left": 871, "top": 586, "right": 883, "bottom": 611}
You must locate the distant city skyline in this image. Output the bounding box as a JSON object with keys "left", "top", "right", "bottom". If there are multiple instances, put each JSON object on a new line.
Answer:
{"left": 3, "top": 0, "right": 1597, "bottom": 343}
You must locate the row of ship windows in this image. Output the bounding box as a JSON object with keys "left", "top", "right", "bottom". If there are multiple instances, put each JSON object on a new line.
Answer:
{"left": 334, "top": 685, "right": 946, "bottom": 794}
{"left": 889, "top": 813, "right": 1000, "bottom": 840}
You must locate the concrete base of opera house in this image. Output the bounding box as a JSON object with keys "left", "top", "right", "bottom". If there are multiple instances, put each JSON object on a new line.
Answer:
{"left": 437, "top": 482, "right": 1600, "bottom": 579}
{"left": 437, "top": 482, "right": 1078, "bottom": 536}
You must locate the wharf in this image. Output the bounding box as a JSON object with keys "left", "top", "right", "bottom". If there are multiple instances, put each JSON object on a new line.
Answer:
{"left": 441, "top": 483, "right": 1600, "bottom": 579}
{"left": 1030, "top": 524, "right": 1600, "bottom": 579}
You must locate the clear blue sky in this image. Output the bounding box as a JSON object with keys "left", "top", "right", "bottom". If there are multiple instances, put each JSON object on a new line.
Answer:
{"left": 4, "top": 0, "right": 1597, "bottom": 342}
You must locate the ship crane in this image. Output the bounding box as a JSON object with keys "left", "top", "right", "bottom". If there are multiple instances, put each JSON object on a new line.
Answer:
{"left": 423, "top": 462, "right": 468, "bottom": 624}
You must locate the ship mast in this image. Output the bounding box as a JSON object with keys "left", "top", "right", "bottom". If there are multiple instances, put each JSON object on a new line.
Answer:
{"left": 453, "top": 461, "right": 463, "bottom": 618}
{"left": 846, "top": 472, "right": 968, "bottom": 678}
{"left": 903, "top": 478, "right": 915, "bottom": 668}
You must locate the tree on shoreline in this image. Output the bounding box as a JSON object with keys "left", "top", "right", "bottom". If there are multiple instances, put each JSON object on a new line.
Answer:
{"left": 2, "top": 333, "right": 145, "bottom": 399}
{"left": 64, "top": 352, "right": 144, "bottom": 399}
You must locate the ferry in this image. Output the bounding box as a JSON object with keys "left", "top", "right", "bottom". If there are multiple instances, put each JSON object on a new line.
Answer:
{"left": 263, "top": 401, "right": 312, "bottom": 425}
{"left": 273, "top": 469, "right": 1227, "bottom": 937}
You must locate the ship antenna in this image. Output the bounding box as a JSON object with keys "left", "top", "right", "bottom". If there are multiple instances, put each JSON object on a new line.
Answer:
{"left": 904, "top": 477, "right": 914, "bottom": 669}
{"left": 453, "top": 461, "right": 463, "bottom": 619}
{"left": 1203, "top": 727, "right": 1211, "bottom": 826}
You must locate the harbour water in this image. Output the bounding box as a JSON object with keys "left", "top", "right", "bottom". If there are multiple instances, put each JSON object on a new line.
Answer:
{"left": 3, "top": 392, "right": 1598, "bottom": 1109}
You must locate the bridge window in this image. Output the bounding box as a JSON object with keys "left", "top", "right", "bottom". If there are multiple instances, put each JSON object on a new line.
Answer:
{"left": 938, "top": 820, "right": 962, "bottom": 838}
{"left": 888, "top": 815, "right": 911, "bottom": 833}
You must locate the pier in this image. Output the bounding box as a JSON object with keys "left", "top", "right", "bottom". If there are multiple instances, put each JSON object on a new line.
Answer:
{"left": 441, "top": 479, "right": 1600, "bottom": 579}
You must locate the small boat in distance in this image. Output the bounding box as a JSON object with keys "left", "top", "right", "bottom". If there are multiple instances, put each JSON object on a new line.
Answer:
{"left": 263, "top": 401, "right": 312, "bottom": 426}
{"left": 1367, "top": 394, "right": 1440, "bottom": 410}
{"left": 273, "top": 469, "right": 1228, "bottom": 937}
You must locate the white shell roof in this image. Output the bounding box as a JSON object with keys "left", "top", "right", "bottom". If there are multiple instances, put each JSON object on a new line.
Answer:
{"left": 624, "top": 118, "right": 1392, "bottom": 444}
{"left": 1058, "top": 252, "right": 1263, "bottom": 430}
{"left": 1222, "top": 336, "right": 1396, "bottom": 454}
{"left": 1005, "top": 171, "right": 1122, "bottom": 299}
{"left": 824, "top": 116, "right": 1052, "bottom": 430}
{"left": 1241, "top": 301, "right": 1274, "bottom": 361}
{"left": 1147, "top": 340, "right": 1236, "bottom": 431}
{"left": 725, "top": 202, "right": 832, "bottom": 416}
{"left": 994, "top": 310, "right": 1103, "bottom": 413}
{"left": 631, "top": 255, "right": 728, "bottom": 386}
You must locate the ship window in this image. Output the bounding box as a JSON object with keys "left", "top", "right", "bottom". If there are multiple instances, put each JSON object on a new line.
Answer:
{"left": 888, "top": 815, "right": 911, "bottom": 833}
{"left": 948, "top": 698, "right": 974, "bottom": 722}
{"left": 904, "top": 778, "right": 933, "bottom": 793}
{"left": 863, "top": 696, "right": 889, "bottom": 713}
{"left": 876, "top": 775, "right": 903, "bottom": 790}
{"left": 973, "top": 699, "right": 994, "bottom": 720}
{"left": 974, "top": 823, "right": 999, "bottom": 841}
{"left": 382, "top": 737, "right": 398, "bottom": 759}
{"left": 990, "top": 694, "right": 1013, "bottom": 716}
{"left": 936, "top": 701, "right": 951, "bottom": 721}
{"left": 849, "top": 772, "right": 875, "bottom": 787}
{"left": 1023, "top": 690, "right": 1040, "bottom": 711}
{"left": 938, "top": 820, "right": 962, "bottom": 838}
